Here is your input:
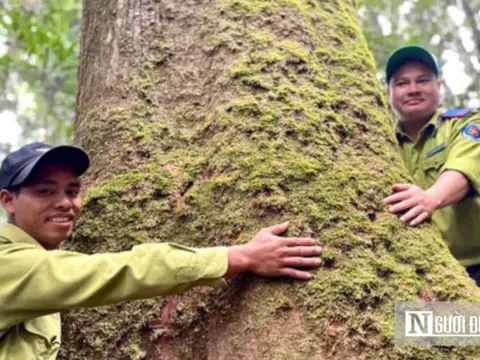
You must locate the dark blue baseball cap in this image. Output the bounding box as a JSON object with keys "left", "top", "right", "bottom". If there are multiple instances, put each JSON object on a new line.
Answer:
{"left": 0, "top": 142, "right": 90, "bottom": 191}
{"left": 385, "top": 45, "right": 440, "bottom": 83}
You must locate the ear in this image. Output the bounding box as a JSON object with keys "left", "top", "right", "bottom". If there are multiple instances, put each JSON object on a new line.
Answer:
{"left": 0, "top": 189, "right": 16, "bottom": 216}
{"left": 437, "top": 78, "right": 445, "bottom": 89}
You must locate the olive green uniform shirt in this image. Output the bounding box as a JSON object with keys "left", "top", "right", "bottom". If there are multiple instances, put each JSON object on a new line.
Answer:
{"left": 0, "top": 223, "right": 228, "bottom": 360}
{"left": 395, "top": 109, "right": 480, "bottom": 266}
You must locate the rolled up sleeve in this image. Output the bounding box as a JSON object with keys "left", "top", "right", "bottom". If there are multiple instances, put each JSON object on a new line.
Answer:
{"left": 0, "top": 241, "right": 228, "bottom": 331}
{"left": 442, "top": 118, "right": 480, "bottom": 195}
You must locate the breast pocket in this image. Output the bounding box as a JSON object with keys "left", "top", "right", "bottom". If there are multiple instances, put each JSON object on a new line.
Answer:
{"left": 23, "top": 313, "right": 61, "bottom": 356}
{"left": 0, "top": 314, "right": 61, "bottom": 360}
{"left": 423, "top": 151, "right": 447, "bottom": 171}
{"left": 422, "top": 152, "right": 447, "bottom": 187}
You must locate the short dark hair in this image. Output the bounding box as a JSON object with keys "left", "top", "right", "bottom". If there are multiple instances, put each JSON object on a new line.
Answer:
{"left": 4, "top": 185, "right": 22, "bottom": 196}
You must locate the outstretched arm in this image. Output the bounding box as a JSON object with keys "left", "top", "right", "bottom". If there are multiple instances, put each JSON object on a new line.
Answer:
{"left": 0, "top": 222, "right": 322, "bottom": 331}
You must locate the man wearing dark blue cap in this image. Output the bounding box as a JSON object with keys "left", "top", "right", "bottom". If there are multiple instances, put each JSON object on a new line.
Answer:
{"left": 382, "top": 45, "right": 480, "bottom": 284}
{"left": 0, "top": 143, "right": 90, "bottom": 249}
{"left": 0, "top": 142, "right": 323, "bottom": 359}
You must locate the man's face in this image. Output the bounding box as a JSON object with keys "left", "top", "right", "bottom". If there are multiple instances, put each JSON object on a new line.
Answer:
{"left": 0, "top": 164, "right": 82, "bottom": 249}
{"left": 388, "top": 62, "right": 442, "bottom": 123}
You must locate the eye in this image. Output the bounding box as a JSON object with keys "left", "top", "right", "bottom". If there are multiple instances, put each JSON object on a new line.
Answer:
{"left": 37, "top": 188, "right": 55, "bottom": 195}
{"left": 67, "top": 189, "right": 80, "bottom": 197}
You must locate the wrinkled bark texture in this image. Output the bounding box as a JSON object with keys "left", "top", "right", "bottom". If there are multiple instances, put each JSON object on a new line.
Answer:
{"left": 61, "top": 0, "right": 480, "bottom": 359}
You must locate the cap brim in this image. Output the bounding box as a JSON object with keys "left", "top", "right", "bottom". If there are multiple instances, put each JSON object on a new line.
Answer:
{"left": 386, "top": 46, "right": 439, "bottom": 83}
{"left": 10, "top": 146, "right": 90, "bottom": 187}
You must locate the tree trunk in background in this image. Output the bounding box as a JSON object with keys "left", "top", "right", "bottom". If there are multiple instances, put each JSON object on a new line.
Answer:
{"left": 61, "top": 0, "right": 479, "bottom": 359}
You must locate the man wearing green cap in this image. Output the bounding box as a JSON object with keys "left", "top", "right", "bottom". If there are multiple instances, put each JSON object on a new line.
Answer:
{"left": 383, "top": 45, "right": 480, "bottom": 284}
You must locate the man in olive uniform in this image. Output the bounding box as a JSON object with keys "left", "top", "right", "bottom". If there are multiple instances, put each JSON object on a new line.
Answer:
{"left": 0, "top": 142, "right": 323, "bottom": 359}
{"left": 383, "top": 45, "right": 480, "bottom": 284}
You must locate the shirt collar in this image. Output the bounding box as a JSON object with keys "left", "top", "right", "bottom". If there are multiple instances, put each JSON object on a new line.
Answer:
{"left": 0, "top": 223, "right": 44, "bottom": 249}
{"left": 395, "top": 108, "right": 443, "bottom": 143}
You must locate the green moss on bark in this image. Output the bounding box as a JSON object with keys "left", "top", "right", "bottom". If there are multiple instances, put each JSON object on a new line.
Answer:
{"left": 64, "top": 0, "right": 480, "bottom": 359}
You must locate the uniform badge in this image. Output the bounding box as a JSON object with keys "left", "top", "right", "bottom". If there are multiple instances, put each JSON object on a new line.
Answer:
{"left": 462, "top": 123, "right": 480, "bottom": 141}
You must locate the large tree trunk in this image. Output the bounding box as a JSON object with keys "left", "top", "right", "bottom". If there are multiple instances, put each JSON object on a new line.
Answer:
{"left": 61, "top": 0, "right": 479, "bottom": 359}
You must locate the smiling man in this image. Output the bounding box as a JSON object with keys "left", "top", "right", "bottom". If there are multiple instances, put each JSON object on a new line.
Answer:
{"left": 383, "top": 45, "right": 480, "bottom": 284}
{"left": 0, "top": 142, "right": 323, "bottom": 359}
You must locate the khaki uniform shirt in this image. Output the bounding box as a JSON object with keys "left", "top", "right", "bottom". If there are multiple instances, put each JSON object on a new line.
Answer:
{"left": 0, "top": 223, "right": 228, "bottom": 360}
{"left": 395, "top": 108, "right": 480, "bottom": 266}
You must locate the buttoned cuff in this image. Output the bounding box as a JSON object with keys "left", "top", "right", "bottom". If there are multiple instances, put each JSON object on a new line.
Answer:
{"left": 168, "top": 244, "right": 228, "bottom": 289}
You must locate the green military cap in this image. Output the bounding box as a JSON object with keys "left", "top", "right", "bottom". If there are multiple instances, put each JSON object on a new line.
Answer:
{"left": 385, "top": 45, "right": 440, "bottom": 83}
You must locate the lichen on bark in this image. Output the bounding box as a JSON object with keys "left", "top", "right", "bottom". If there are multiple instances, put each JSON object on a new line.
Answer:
{"left": 60, "top": 0, "right": 480, "bottom": 359}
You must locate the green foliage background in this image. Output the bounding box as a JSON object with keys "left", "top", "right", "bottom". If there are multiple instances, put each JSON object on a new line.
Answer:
{"left": 0, "top": 0, "right": 80, "bottom": 152}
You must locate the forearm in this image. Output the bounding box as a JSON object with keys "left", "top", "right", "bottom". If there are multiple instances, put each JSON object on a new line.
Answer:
{"left": 426, "top": 170, "right": 471, "bottom": 210}
{"left": 0, "top": 243, "right": 227, "bottom": 329}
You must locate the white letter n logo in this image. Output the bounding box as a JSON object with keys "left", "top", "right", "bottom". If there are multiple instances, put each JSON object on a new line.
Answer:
{"left": 405, "top": 311, "right": 433, "bottom": 336}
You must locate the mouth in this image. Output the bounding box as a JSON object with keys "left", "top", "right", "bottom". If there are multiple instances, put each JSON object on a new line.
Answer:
{"left": 46, "top": 215, "right": 75, "bottom": 226}
{"left": 404, "top": 99, "right": 424, "bottom": 105}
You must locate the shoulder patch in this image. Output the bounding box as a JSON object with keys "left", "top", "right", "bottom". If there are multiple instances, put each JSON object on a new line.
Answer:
{"left": 440, "top": 108, "right": 474, "bottom": 120}
{"left": 462, "top": 123, "right": 480, "bottom": 141}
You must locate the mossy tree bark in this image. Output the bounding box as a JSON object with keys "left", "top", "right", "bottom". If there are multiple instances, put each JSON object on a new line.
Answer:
{"left": 61, "top": 0, "right": 479, "bottom": 359}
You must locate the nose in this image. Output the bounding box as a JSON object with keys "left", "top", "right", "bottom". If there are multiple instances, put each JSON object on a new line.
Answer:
{"left": 54, "top": 193, "right": 73, "bottom": 211}
{"left": 407, "top": 82, "right": 420, "bottom": 95}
